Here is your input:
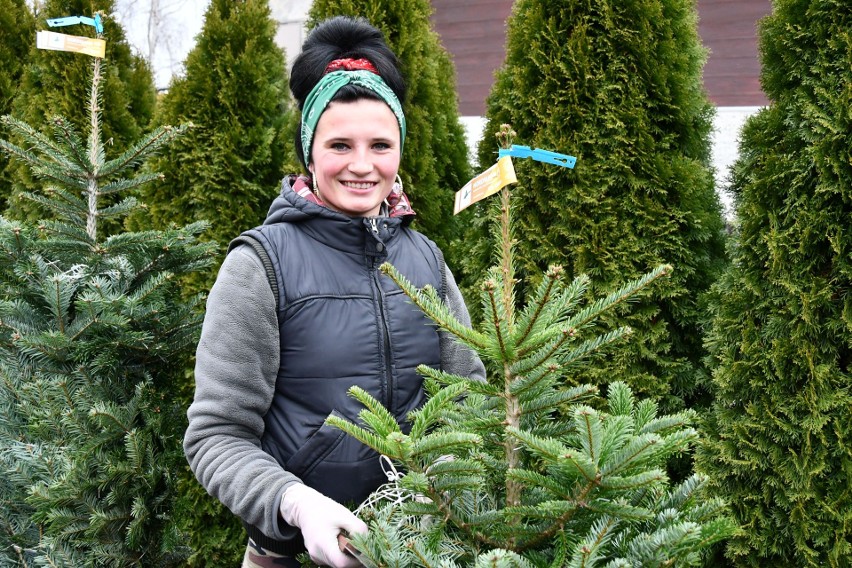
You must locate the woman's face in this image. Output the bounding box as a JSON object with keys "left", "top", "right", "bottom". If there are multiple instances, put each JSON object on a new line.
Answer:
{"left": 310, "top": 99, "right": 401, "bottom": 218}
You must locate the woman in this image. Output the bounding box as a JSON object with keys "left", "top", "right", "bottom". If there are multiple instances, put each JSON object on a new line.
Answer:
{"left": 183, "top": 15, "right": 485, "bottom": 568}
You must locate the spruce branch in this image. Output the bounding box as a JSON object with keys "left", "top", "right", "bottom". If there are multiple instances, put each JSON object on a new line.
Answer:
{"left": 565, "top": 265, "right": 672, "bottom": 333}
{"left": 51, "top": 115, "right": 93, "bottom": 172}
{"left": 99, "top": 125, "right": 189, "bottom": 178}
{"left": 481, "top": 275, "right": 515, "bottom": 363}
{"left": 379, "top": 262, "right": 489, "bottom": 350}
{"left": 348, "top": 385, "right": 404, "bottom": 436}
{"left": 513, "top": 265, "right": 581, "bottom": 348}
{"left": 0, "top": 116, "right": 85, "bottom": 176}
{"left": 24, "top": 189, "right": 89, "bottom": 227}
{"left": 519, "top": 385, "right": 598, "bottom": 415}
{"left": 408, "top": 380, "right": 469, "bottom": 438}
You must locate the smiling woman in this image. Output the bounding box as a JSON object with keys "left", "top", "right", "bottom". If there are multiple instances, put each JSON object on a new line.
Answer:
{"left": 182, "top": 15, "right": 486, "bottom": 568}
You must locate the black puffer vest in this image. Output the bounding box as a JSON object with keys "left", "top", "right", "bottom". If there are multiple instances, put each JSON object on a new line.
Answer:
{"left": 232, "top": 180, "right": 443, "bottom": 554}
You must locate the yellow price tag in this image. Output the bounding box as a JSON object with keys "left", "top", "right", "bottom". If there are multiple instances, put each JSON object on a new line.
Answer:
{"left": 37, "top": 30, "right": 106, "bottom": 58}
{"left": 453, "top": 156, "right": 517, "bottom": 215}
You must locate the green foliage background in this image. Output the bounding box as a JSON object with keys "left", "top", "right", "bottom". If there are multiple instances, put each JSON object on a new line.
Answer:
{"left": 0, "top": 0, "right": 36, "bottom": 210}
{"left": 2, "top": 0, "right": 156, "bottom": 222}
{"left": 125, "top": 1, "right": 290, "bottom": 563}
{"left": 130, "top": 0, "right": 291, "bottom": 297}
{"left": 462, "top": 0, "right": 728, "bottom": 409}
{"left": 697, "top": 1, "right": 852, "bottom": 566}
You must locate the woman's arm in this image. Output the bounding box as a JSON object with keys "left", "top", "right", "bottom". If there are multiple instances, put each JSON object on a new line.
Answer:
{"left": 183, "top": 245, "right": 301, "bottom": 540}
{"left": 439, "top": 266, "right": 487, "bottom": 382}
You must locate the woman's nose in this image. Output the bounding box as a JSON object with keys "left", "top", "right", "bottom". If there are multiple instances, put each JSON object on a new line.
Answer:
{"left": 348, "top": 150, "right": 373, "bottom": 175}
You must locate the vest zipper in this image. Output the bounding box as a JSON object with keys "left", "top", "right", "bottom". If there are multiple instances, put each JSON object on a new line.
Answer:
{"left": 368, "top": 218, "right": 394, "bottom": 410}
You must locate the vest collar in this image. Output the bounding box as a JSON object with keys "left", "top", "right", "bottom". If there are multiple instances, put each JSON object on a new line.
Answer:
{"left": 263, "top": 175, "right": 408, "bottom": 255}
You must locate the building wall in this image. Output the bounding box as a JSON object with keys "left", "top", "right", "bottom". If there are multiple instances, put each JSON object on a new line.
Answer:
{"left": 427, "top": 0, "right": 515, "bottom": 116}
{"left": 429, "top": 0, "right": 771, "bottom": 115}
{"left": 269, "top": 0, "right": 313, "bottom": 68}
{"left": 265, "top": 0, "right": 771, "bottom": 111}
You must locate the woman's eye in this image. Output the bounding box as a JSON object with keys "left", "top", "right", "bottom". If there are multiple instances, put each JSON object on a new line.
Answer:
{"left": 373, "top": 142, "right": 391, "bottom": 151}
{"left": 330, "top": 142, "right": 349, "bottom": 151}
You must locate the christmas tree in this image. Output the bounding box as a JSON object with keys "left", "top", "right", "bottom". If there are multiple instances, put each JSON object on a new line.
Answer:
{"left": 311, "top": 127, "right": 736, "bottom": 567}
{"left": 3, "top": 0, "right": 156, "bottom": 223}
{"left": 0, "top": 21, "right": 214, "bottom": 566}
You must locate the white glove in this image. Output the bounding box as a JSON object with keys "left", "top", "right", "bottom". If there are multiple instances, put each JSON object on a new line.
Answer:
{"left": 279, "top": 483, "right": 368, "bottom": 567}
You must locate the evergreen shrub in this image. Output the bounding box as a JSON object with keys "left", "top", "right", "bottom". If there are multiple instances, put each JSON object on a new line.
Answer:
{"left": 697, "top": 1, "right": 852, "bottom": 565}
{"left": 307, "top": 0, "right": 472, "bottom": 259}
{"left": 461, "top": 0, "right": 728, "bottom": 410}
{"left": 131, "top": 0, "right": 291, "bottom": 297}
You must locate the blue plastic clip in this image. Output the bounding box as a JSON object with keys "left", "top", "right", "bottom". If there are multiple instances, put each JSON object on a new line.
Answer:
{"left": 46, "top": 14, "right": 103, "bottom": 34}
{"left": 497, "top": 145, "right": 577, "bottom": 169}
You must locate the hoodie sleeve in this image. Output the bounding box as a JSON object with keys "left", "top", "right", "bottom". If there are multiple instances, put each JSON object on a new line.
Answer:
{"left": 440, "top": 266, "right": 487, "bottom": 383}
{"left": 184, "top": 245, "right": 301, "bottom": 540}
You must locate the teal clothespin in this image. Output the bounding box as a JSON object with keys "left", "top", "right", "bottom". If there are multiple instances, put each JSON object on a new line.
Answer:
{"left": 498, "top": 144, "right": 577, "bottom": 169}
{"left": 46, "top": 14, "right": 103, "bottom": 34}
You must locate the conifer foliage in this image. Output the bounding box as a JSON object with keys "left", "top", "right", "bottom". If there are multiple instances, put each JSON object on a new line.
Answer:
{"left": 0, "top": 0, "right": 36, "bottom": 209}
{"left": 316, "top": 127, "right": 736, "bottom": 567}
{"left": 3, "top": 0, "right": 156, "bottom": 221}
{"left": 132, "top": 0, "right": 290, "bottom": 294}
{"left": 307, "top": 0, "right": 472, "bottom": 257}
{"left": 462, "top": 0, "right": 728, "bottom": 407}
{"left": 0, "top": 37, "right": 214, "bottom": 566}
{"left": 697, "top": 1, "right": 852, "bottom": 566}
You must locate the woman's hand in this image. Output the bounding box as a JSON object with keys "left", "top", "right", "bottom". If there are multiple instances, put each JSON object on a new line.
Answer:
{"left": 279, "top": 483, "right": 368, "bottom": 567}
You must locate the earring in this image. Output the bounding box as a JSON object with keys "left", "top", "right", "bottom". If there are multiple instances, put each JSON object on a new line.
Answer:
{"left": 311, "top": 171, "right": 321, "bottom": 199}
{"left": 385, "top": 174, "right": 403, "bottom": 208}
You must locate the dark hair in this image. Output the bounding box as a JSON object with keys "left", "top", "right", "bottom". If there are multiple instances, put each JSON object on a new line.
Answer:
{"left": 290, "top": 16, "right": 406, "bottom": 168}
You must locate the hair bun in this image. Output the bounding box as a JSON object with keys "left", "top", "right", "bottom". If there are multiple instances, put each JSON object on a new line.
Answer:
{"left": 289, "top": 16, "right": 405, "bottom": 107}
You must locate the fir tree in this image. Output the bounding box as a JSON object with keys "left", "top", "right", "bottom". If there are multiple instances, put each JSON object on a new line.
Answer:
{"left": 130, "top": 0, "right": 291, "bottom": 295}
{"left": 3, "top": 0, "right": 156, "bottom": 222}
{"left": 0, "top": 0, "right": 36, "bottom": 210}
{"left": 460, "top": 0, "right": 728, "bottom": 409}
{"left": 307, "top": 0, "right": 472, "bottom": 258}
{"left": 697, "top": 1, "right": 852, "bottom": 566}
{"left": 308, "top": 126, "right": 736, "bottom": 567}
{"left": 0, "top": 33, "right": 214, "bottom": 566}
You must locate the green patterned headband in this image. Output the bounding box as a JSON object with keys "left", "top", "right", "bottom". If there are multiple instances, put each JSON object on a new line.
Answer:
{"left": 300, "top": 69, "right": 406, "bottom": 165}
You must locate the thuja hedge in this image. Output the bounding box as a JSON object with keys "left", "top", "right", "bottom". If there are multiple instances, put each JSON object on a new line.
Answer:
{"left": 697, "top": 1, "right": 852, "bottom": 566}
